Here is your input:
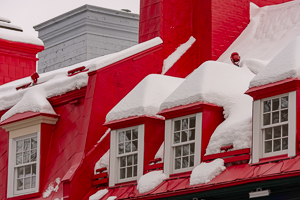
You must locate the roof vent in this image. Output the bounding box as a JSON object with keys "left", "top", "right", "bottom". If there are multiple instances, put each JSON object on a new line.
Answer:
{"left": 31, "top": 72, "right": 39, "bottom": 85}
{"left": 68, "top": 66, "right": 88, "bottom": 77}
{"left": 230, "top": 52, "right": 240, "bottom": 67}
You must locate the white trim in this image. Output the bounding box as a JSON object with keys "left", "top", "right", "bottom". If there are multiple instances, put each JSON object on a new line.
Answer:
{"left": 7, "top": 132, "right": 40, "bottom": 198}
{"left": 109, "top": 125, "right": 144, "bottom": 186}
{"left": 288, "top": 91, "right": 296, "bottom": 157}
{"left": 252, "top": 100, "right": 261, "bottom": 163}
{"left": 164, "top": 113, "right": 202, "bottom": 176}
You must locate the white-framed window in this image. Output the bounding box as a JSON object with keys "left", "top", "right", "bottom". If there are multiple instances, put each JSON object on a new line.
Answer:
{"left": 261, "top": 95, "right": 289, "bottom": 157}
{"left": 252, "top": 92, "right": 296, "bottom": 163}
{"left": 109, "top": 125, "right": 144, "bottom": 186}
{"left": 8, "top": 132, "right": 40, "bottom": 197}
{"left": 164, "top": 113, "right": 202, "bottom": 176}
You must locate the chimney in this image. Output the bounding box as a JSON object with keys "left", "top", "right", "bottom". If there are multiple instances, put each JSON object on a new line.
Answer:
{"left": 34, "top": 5, "right": 139, "bottom": 73}
{"left": 0, "top": 17, "right": 44, "bottom": 85}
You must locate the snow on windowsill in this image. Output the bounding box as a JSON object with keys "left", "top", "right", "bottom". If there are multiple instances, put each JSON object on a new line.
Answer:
{"left": 137, "top": 170, "right": 167, "bottom": 194}
{"left": 89, "top": 189, "right": 108, "bottom": 200}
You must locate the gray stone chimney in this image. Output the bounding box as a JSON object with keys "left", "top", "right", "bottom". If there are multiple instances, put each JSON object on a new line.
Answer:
{"left": 34, "top": 5, "right": 139, "bottom": 73}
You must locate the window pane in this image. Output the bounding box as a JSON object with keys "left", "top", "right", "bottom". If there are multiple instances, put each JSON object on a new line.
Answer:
{"left": 281, "top": 96, "right": 288, "bottom": 109}
{"left": 182, "top": 118, "right": 188, "bottom": 130}
{"left": 175, "top": 158, "right": 181, "bottom": 169}
{"left": 183, "top": 145, "right": 189, "bottom": 156}
{"left": 174, "top": 120, "right": 181, "bottom": 131}
{"left": 125, "top": 130, "right": 131, "bottom": 141}
{"left": 181, "top": 130, "right": 188, "bottom": 142}
{"left": 274, "top": 139, "right": 281, "bottom": 151}
{"left": 127, "top": 167, "right": 132, "bottom": 178}
{"left": 32, "top": 164, "right": 36, "bottom": 175}
{"left": 134, "top": 154, "right": 137, "bottom": 165}
{"left": 118, "top": 131, "right": 124, "bottom": 143}
{"left": 263, "top": 113, "right": 270, "bottom": 125}
{"left": 31, "top": 150, "right": 37, "bottom": 162}
{"left": 282, "top": 124, "right": 288, "bottom": 137}
{"left": 189, "top": 129, "right": 195, "bottom": 141}
{"left": 24, "top": 139, "right": 30, "bottom": 151}
{"left": 133, "top": 166, "right": 137, "bottom": 177}
{"left": 31, "top": 176, "right": 36, "bottom": 188}
{"left": 274, "top": 126, "right": 281, "bottom": 138}
{"left": 265, "top": 128, "right": 272, "bottom": 140}
{"left": 16, "top": 140, "right": 23, "bottom": 153}
{"left": 118, "top": 144, "right": 124, "bottom": 154}
{"left": 16, "top": 153, "right": 22, "bottom": 165}
{"left": 23, "top": 151, "right": 30, "bottom": 164}
{"left": 272, "top": 98, "right": 279, "bottom": 111}
{"left": 24, "top": 177, "right": 30, "bottom": 189}
{"left": 281, "top": 109, "right": 288, "bottom": 122}
{"left": 182, "top": 157, "right": 188, "bottom": 168}
{"left": 120, "top": 168, "right": 125, "bottom": 179}
{"left": 189, "top": 117, "right": 196, "bottom": 128}
{"left": 132, "top": 129, "right": 138, "bottom": 139}
{"left": 31, "top": 137, "right": 37, "bottom": 149}
{"left": 17, "top": 179, "right": 23, "bottom": 191}
{"left": 175, "top": 146, "right": 181, "bottom": 157}
{"left": 125, "top": 142, "right": 131, "bottom": 153}
{"left": 120, "top": 156, "right": 126, "bottom": 167}
{"left": 174, "top": 132, "right": 180, "bottom": 144}
{"left": 190, "top": 143, "right": 195, "bottom": 154}
{"left": 263, "top": 100, "right": 271, "bottom": 112}
{"left": 25, "top": 165, "right": 31, "bottom": 177}
{"left": 265, "top": 141, "right": 272, "bottom": 153}
{"left": 17, "top": 167, "right": 24, "bottom": 178}
{"left": 190, "top": 155, "right": 194, "bottom": 167}
{"left": 127, "top": 155, "right": 132, "bottom": 166}
{"left": 282, "top": 138, "right": 288, "bottom": 150}
{"left": 272, "top": 111, "right": 279, "bottom": 124}
{"left": 132, "top": 141, "right": 138, "bottom": 151}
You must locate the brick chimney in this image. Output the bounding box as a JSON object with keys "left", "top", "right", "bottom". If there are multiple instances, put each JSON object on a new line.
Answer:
{"left": 0, "top": 18, "right": 44, "bottom": 85}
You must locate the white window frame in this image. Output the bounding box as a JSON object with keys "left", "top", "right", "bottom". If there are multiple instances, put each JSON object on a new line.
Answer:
{"left": 252, "top": 92, "right": 296, "bottom": 163}
{"left": 109, "top": 125, "right": 144, "bottom": 186}
{"left": 7, "top": 132, "right": 40, "bottom": 198}
{"left": 164, "top": 113, "right": 202, "bottom": 177}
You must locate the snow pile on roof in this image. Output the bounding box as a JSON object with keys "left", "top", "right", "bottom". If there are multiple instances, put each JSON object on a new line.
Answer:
{"left": 43, "top": 178, "right": 61, "bottom": 198}
{"left": 160, "top": 61, "right": 255, "bottom": 154}
{"left": 89, "top": 189, "right": 108, "bottom": 200}
{"left": 190, "top": 159, "right": 225, "bottom": 185}
{"left": 97, "top": 128, "right": 111, "bottom": 143}
{"left": 106, "top": 74, "right": 184, "bottom": 122}
{"left": 154, "top": 142, "right": 164, "bottom": 162}
{"left": 1, "top": 87, "right": 56, "bottom": 121}
{"left": 162, "top": 36, "right": 196, "bottom": 74}
{"left": 0, "top": 37, "right": 164, "bottom": 121}
{"left": 88, "top": 37, "right": 162, "bottom": 72}
{"left": 218, "top": 0, "right": 300, "bottom": 73}
{"left": 250, "top": 36, "right": 300, "bottom": 88}
{"left": 94, "top": 150, "right": 109, "bottom": 175}
{"left": 0, "top": 18, "right": 42, "bottom": 45}
{"left": 137, "top": 170, "right": 167, "bottom": 194}
{"left": 107, "top": 197, "right": 117, "bottom": 200}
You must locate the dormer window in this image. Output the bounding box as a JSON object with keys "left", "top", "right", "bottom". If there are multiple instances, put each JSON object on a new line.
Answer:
{"left": 172, "top": 115, "right": 196, "bottom": 172}
{"left": 262, "top": 95, "right": 289, "bottom": 157}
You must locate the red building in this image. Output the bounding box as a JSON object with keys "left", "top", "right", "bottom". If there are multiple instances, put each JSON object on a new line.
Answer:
{"left": 1, "top": 0, "right": 300, "bottom": 200}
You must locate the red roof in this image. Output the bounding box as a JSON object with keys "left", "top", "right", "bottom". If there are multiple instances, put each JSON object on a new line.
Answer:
{"left": 96, "top": 154, "right": 300, "bottom": 199}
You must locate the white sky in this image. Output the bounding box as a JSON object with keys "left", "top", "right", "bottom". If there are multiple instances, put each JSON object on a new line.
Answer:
{"left": 0, "top": 0, "right": 140, "bottom": 37}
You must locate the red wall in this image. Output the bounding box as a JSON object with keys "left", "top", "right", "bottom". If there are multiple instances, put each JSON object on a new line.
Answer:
{"left": 0, "top": 39, "right": 44, "bottom": 85}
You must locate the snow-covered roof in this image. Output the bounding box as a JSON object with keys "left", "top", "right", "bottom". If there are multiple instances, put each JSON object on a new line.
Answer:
{"left": 0, "top": 37, "right": 163, "bottom": 122}
{"left": 250, "top": 36, "right": 300, "bottom": 88}
{"left": 160, "top": 61, "right": 255, "bottom": 154}
{"left": 106, "top": 74, "right": 184, "bottom": 122}
{"left": 0, "top": 17, "right": 43, "bottom": 46}
{"left": 218, "top": 0, "right": 300, "bottom": 74}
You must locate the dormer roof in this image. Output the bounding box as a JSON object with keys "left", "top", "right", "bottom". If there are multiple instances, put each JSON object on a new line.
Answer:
{"left": 106, "top": 74, "right": 184, "bottom": 123}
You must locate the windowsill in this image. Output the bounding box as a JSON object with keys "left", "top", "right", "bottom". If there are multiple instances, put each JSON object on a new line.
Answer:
{"left": 250, "top": 154, "right": 289, "bottom": 166}
{"left": 8, "top": 191, "right": 40, "bottom": 200}
{"left": 113, "top": 180, "right": 137, "bottom": 187}
{"left": 169, "top": 171, "right": 192, "bottom": 179}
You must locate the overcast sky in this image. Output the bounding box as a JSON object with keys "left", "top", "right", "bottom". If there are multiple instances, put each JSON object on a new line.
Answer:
{"left": 0, "top": 0, "right": 140, "bottom": 37}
